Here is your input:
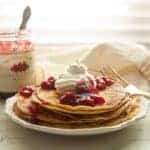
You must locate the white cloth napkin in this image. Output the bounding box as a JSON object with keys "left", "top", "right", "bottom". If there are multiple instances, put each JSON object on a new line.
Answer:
{"left": 80, "top": 42, "right": 149, "bottom": 72}
{"left": 38, "top": 42, "right": 150, "bottom": 90}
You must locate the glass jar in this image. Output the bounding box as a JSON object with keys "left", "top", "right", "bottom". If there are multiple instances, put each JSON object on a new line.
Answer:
{"left": 0, "top": 30, "right": 38, "bottom": 93}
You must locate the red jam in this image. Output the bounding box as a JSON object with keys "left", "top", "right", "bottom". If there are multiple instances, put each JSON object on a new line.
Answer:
{"left": 59, "top": 76, "right": 114, "bottom": 107}
{"left": 60, "top": 92, "right": 77, "bottom": 106}
{"left": 10, "top": 61, "right": 29, "bottom": 72}
{"left": 19, "top": 86, "right": 33, "bottom": 97}
{"left": 90, "top": 95, "right": 105, "bottom": 105}
{"left": 0, "top": 40, "right": 32, "bottom": 54}
{"left": 60, "top": 92, "right": 105, "bottom": 106}
{"left": 28, "top": 104, "right": 40, "bottom": 121}
{"left": 40, "top": 76, "right": 55, "bottom": 90}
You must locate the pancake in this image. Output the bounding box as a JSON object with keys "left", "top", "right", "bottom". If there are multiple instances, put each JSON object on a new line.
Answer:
{"left": 103, "top": 107, "right": 139, "bottom": 126}
{"left": 32, "top": 82, "right": 127, "bottom": 114}
{"left": 38, "top": 105, "right": 140, "bottom": 129}
{"left": 16, "top": 94, "right": 37, "bottom": 115}
{"left": 14, "top": 95, "right": 139, "bottom": 126}
{"left": 14, "top": 96, "right": 140, "bottom": 129}
{"left": 13, "top": 70, "right": 141, "bottom": 129}
{"left": 36, "top": 96, "right": 131, "bottom": 124}
{"left": 14, "top": 98, "right": 129, "bottom": 124}
{"left": 15, "top": 93, "right": 129, "bottom": 119}
{"left": 32, "top": 93, "right": 128, "bottom": 115}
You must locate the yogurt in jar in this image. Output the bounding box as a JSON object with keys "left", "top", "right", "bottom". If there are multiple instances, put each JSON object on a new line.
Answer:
{"left": 0, "top": 31, "right": 38, "bottom": 92}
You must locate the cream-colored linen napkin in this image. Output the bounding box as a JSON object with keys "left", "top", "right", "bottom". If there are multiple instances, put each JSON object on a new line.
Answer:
{"left": 80, "top": 42, "right": 149, "bottom": 74}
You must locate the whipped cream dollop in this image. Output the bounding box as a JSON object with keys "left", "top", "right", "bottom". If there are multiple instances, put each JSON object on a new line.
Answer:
{"left": 55, "top": 63, "right": 96, "bottom": 94}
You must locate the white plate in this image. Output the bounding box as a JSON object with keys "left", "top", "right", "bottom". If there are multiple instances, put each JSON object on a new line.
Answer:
{"left": 5, "top": 96, "right": 149, "bottom": 136}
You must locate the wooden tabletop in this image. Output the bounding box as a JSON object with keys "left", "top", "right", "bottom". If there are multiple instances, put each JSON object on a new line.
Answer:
{"left": 0, "top": 98, "right": 150, "bottom": 150}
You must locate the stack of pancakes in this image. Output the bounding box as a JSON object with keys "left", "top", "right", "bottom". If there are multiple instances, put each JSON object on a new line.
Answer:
{"left": 14, "top": 82, "right": 140, "bottom": 129}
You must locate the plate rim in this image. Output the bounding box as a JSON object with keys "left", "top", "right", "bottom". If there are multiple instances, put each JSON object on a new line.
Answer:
{"left": 5, "top": 95, "right": 149, "bottom": 136}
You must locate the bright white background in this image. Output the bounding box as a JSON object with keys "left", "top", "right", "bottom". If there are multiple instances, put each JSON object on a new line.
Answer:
{"left": 0, "top": 0, "right": 150, "bottom": 44}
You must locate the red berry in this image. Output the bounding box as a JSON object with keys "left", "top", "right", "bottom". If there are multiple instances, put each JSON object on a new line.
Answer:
{"left": 48, "top": 76, "right": 55, "bottom": 82}
{"left": 22, "top": 86, "right": 33, "bottom": 92}
{"left": 89, "top": 88, "right": 98, "bottom": 94}
{"left": 41, "top": 76, "right": 56, "bottom": 90}
{"left": 96, "top": 83, "right": 106, "bottom": 90}
{"left": 88, "top": 78, "right": 95, "bottom": 87}
{"left": 10, "top": 62, "right": 29, "bottom": 72}
{"left": 48, "top": 76, "right": 55, "bottom": 88}
{"left": 60, "top": 92, "right": 77, "bottom": 106}
{"left": 90, "top": 95, "right": 105, "bottom": 105}
{"left": 96, "top": 77, "right": 106, "bottom": 90}
{"left": 102, "top": 77, "right": 114, "bottom": 86}
{"left": 20, "top": 90, "right": 32, "bottom": 97}
{"left": 62, "top": 92, "right": 76, "bottom": 100}
{"left": 40, "top": 80, "right": 54, "bottom": 90}
{"left": 19, "top": 86, "right": 33, "bottom": 97}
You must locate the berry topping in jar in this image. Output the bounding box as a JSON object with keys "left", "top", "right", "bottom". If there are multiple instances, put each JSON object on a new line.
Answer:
{"left": 10, "top": 61, "right": 29, "bottom": 72}
{"left": 0, "top": 31, "right": 38, "bottom": 93}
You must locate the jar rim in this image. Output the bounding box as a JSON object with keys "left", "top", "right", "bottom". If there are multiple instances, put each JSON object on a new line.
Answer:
{"left": 0, "top": 30, "right": 30, "bottom": 36}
